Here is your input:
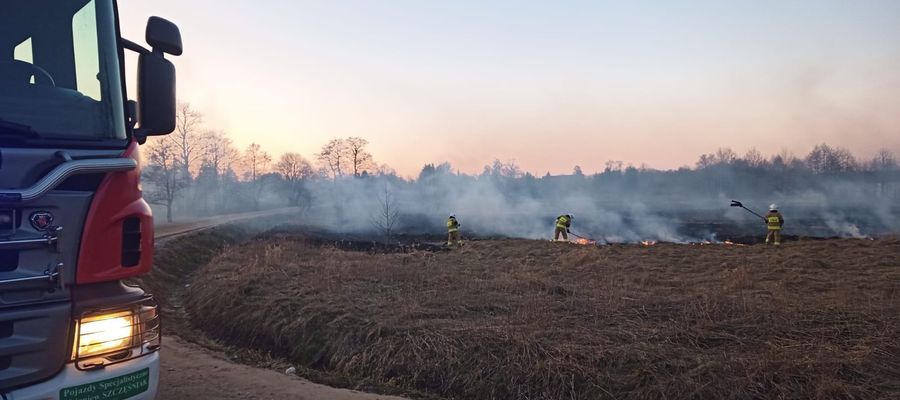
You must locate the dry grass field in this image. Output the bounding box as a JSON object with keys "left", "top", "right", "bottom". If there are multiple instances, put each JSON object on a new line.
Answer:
{"left": 185, "top": 233, "right": 900, "bottom": 399}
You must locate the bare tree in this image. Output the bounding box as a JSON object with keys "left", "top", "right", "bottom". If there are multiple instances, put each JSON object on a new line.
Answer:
{"left": 769, "top": 148, "right": 799, "bottom": 171}
{"left": 482, "top": 159, "right": 523, "bottom": 178}
{"left": 243, "top": 143, "right": 272, "bottom": 210}
{"left": 870, "top": 148, "right": 897, "bottom": 171}
{"left": 371, "top": 182, "right": 401, "bottom": 244}
{"left": 868, "top": 148, "right": 898, "bottom": 199}
{"left": 806, "top": 143, "right": 857, "bottom": 174}
{"left": 714, "top": 147, "right": 737, "bottom": 165}
{"left": 743, "top": 147, "right": 767, "bottom": 168}
{"left": 275, "top": 152, "right": 314, "bottom": 206}
{"left": 604, "top": 160, "right": 624, "bottom": 174}
{"left": 276, "top": 152, "right": 313, "bottom": 181}
{"left": 376, "top": 163, "right": 397, "bottom": 177}
{"left": 696, "top": 153, "right": 715, "bottom": 169}
{"left": 317, "top": 138, "right": 347, "bottom": 181}
{"left": 190, "top": 130, "right": 240, "bottom": 214}
{"left": 345, "top": 137, "right": 375, "bottom": 177}
{"left": 142, "top": 138, "right": 184, "bottom": 222}
{"left": 243, "top": 143, "right": 271, "bottom": 181}
{"left": 572, "top": 165, "right": 584, "bottom": 177}
{"left": 172, "top": 102, "right": 206, "bottom": 180}
{"left": 202, "top": 130, "right": 239, "bottom": 177}
{"left": 697, "top": 148, "right": 738, "bottom": 169}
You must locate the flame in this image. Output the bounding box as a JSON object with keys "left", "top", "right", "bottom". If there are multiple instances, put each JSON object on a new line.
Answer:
{"left": 724, "top": 240, "right": 734, "bottom": 245}
{"left": 640, "top": 240, "right": 658, "bottom": 246}
{"left": 574, "top": 238, "right": 595, "bottom": 245}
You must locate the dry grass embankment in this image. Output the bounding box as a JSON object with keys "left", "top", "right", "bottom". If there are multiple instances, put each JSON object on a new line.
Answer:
{"left": 132, "top": 225, "right": 256, "bottom": 343}
{"left": 185, "top": 234, "right": 900, "bottom": 399}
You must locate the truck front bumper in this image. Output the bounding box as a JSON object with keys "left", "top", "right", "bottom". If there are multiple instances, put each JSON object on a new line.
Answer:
{"left": 4, "top": 351, "right": 159, "bottom": 400}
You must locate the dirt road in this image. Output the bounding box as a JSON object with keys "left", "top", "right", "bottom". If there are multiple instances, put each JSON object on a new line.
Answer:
{"left": 154, "top": 211, "right": 407, "bottom": 400}
{"left": 155, "top": 208, "right": 297, "bottom": 240}
{"left": 158, "top": 338, "right": 405, "bottom": 400}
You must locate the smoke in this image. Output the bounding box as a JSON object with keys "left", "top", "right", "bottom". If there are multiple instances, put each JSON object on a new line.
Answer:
{"left": 150, "top": 145, "right": 900, "bottom": 243}
{"left": 821, "top": 213, "right": 867, "bottom": 239}
{"left": 281, "top": 162, "right": 899, "bottom": 243}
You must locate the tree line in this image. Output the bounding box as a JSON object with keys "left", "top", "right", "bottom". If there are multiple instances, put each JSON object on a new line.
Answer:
{"left": 141, "top": 102, "right": 899, "bottom": 225}
{"left": 142, "top": 103, "right": 395, "bottom": 222}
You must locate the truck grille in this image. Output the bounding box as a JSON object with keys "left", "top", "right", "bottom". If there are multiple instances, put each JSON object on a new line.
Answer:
{"left": 0, "top": 302, "right": 70, "bottom": 391}
{"left": 1, "top": 144, "right": 132, "bottom": 391}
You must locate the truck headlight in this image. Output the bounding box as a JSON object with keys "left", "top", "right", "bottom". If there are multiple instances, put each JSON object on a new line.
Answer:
{"left": 76, "top": 310, "right": 135, "bottom": 357}
{"left": 72, "top": 297, "right": 161, "bottom": 370}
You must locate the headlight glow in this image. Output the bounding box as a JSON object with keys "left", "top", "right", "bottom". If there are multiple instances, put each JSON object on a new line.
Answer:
{"left": 75, "top": 310, "right": 136, "bottom": 358}
{"left": 71, "top": 297, "right": 161, "bottom": 370}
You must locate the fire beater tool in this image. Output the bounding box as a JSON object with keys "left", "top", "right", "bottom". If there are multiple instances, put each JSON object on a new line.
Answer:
{"left": 730, "top": 200, "right": 765, "bottom": 221}
{"left": 568, "top": 231, "right": 593, "bottom": 241}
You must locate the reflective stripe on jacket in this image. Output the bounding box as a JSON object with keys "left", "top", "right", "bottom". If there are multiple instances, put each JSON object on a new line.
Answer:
{"left": 556, "top": 215, "right": 571, "bottom": 229}
{"left": 766, "top": 212, "right": 783, "bottom": 230}
{"left": 447, "top": 218, "right": 459, "bottom": 232}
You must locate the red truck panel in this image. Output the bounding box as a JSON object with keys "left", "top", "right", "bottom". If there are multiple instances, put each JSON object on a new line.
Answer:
{"left": 76, "top": 141, "right": 155, "bottom": 283}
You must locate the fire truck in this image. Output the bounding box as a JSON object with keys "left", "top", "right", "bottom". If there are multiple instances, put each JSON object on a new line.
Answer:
{"left": 1, "top": 1, "right": 181, "bottom": 398}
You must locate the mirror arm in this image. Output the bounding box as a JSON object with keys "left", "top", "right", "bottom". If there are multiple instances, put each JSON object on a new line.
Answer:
{"left": 121, "top": 38, "right": 151, "bottom": 55}
{"left": 121, "top": 40, "right": 150, "bottom": 145}
{"left": 133, "top": 128, "right": 151, "bottom": 144}
{"left": 126, "top": 100, "right": 150, "bottom": 145}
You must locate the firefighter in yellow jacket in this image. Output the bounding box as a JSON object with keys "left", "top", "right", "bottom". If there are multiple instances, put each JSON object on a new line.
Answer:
{"left": 447, "top": 214, "right": 461, "bottom": 246}
{"left": 554, "top": 214, "right": 573, "bottom": 241}
{"left": 765, "top": 204, "right": 784, "bottom": 245}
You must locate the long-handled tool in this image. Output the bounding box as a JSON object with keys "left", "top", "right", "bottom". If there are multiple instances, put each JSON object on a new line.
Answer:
{"left": 730, "top": 200, "right": 765, "bottom": 221}
{"left": 568, "top": 231, "right": 593, "bottom": 241}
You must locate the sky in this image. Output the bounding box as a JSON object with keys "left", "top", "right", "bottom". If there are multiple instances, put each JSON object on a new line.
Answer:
{"left": 118, "top": 0, "right": 900, "bottom": 177}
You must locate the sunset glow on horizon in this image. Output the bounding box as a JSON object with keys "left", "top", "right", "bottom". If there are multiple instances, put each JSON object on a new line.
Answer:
{"left": 119, "top": 0, "right": 900, "bottom": 177}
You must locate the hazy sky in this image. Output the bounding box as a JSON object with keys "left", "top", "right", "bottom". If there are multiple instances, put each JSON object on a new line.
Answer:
{"left": 119, "top": 1, "right": 900, "bottom": 177}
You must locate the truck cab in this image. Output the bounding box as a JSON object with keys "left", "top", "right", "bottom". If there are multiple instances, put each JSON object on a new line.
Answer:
{"left": 1, "top": 1, "right": 180, "bottom": 398}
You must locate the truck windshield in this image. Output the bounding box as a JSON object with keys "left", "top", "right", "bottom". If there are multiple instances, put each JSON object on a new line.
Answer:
{"left": 0, "top": 0, "right": 126, "bottom": 144}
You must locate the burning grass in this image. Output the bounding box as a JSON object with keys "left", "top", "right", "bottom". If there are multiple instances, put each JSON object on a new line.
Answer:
{"left": 185, "top": 233, "right": 900, "bottom": 399}
{"left": 573, "top": 237, "right": 596, "bottom": 245}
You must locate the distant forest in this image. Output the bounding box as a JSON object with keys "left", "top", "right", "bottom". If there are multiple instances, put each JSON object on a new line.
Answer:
{"left": 142, "top": 103, "right": 899, "bottom": 239}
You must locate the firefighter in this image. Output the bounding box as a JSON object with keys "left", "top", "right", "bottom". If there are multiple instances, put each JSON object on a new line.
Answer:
{"left": 447, "top": 214, "right": 461, "bottom": 246}
{"left": 554, "top": 214, "right": 573, "bottom": 241}
{"left": 764, "top": 204, "right": 784, "bottom": 245}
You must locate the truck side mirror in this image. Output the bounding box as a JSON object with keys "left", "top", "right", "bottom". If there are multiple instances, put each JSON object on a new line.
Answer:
{"left": 135, "top": 17, "right": 181, "bottom": 138}
{"left": 146, "top": 16, "right": 183, "bottom": 56}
